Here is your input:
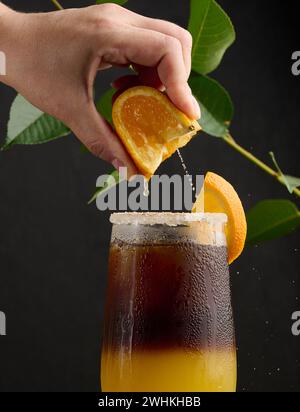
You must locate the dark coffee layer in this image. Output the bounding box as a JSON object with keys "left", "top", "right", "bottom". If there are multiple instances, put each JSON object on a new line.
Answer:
{"left": 103, "top": 241, "right": 235, "bottom": 351}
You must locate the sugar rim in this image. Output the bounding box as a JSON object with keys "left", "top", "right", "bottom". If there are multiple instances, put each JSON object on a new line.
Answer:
{"left": 110, "top": 212, "right": 227, "bottom": 226}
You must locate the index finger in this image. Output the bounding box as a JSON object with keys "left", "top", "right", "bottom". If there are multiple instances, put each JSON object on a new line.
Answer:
{"left": 115, "top": 26, "right": 200, "bottom": 119}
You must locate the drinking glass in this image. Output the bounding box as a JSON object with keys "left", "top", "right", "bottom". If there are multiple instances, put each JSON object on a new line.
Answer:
{"left": 101, "top": 212, "right": 236, "bottom": 392}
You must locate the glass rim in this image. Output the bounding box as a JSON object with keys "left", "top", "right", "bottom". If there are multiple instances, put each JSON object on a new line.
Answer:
{"left": 110, "top": 212, "right": 227, "bottom": 226}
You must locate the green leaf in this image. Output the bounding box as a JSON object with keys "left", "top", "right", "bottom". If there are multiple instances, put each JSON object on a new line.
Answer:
{"left": 246, "top": 199, "right": 300, "bottom": 245}
{"left": 269, "top": 152, "right": 300, "bottom": 193}
{"left": 1, "top": 94, "right": 70, "bottom": 150}
{"left": 188, "top": 0, "right": 235, "bottom": 75}
{"left": 189, "top": 75, "right": 233, "bottom": 137}
{"left": 96, "top": 0, "right": 127, "bottom": 5}
{"left": 280, "top": 175, "right": 300, "bottom": 192}
{"left": 88, "top": 169, "right": 121, "bottom": 204}
{"left": 96, "top": 88, "right": 115, "bottom": 125}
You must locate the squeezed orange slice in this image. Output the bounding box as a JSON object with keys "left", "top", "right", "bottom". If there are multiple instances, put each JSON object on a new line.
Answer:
{"left": 193, "top": 172, "right": 247, "bottom": 264}
{"left": 112, "top": 86, "right": 201, "bottom": 179}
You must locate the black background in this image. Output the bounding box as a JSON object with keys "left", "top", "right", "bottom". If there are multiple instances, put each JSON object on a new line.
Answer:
{"left": 0, "top": 0, "right": 299, "bottom": 392}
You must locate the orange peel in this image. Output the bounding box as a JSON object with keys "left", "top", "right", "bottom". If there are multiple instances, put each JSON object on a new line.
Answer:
{"left": 193, "top": 172, "right": 247, "bottom": 264}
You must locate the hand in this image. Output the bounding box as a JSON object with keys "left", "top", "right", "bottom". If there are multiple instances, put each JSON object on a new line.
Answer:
{"left": 0, "top": 3, "right": 200, "bottom": 176}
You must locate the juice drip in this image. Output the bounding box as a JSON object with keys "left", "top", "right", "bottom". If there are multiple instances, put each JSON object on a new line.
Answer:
{"left": 176, "top": 149, "right": 195, "bottom": 192}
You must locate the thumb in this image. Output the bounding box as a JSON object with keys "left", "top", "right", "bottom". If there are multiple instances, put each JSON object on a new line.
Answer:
{"left": 70, "top": 103, "right": 138, "bottom": 178}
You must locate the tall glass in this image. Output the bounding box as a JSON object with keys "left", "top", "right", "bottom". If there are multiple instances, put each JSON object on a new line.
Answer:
{"left": 101, "top": 212, "right": 236, "bottom": 392}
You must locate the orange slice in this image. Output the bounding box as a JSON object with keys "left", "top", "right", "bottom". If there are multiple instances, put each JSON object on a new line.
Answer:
{"left": 112, "top": 86, "right": 201, "bottom": 179}
{"left": 193, "top": 172, "right": 247, "bottom": 264}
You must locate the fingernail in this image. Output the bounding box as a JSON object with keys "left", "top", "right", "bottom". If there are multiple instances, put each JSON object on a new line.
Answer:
{"left": 192, "top": 96, "right": 201, "bottom": 120}
{"left": 112, "top": 158, "right": 125, "bottom": 170}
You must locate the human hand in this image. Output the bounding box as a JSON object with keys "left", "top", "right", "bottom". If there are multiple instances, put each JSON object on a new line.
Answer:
{"left": 0, "top": 3, "right": 200, "bottom": 176}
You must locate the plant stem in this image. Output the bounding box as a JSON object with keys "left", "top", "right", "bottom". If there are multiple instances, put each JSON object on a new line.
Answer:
{"left": 223, "top": 133, "right": 300, "bottom": 198}
{"left": 50, "top": 0, "right": 63, "bottom": 10}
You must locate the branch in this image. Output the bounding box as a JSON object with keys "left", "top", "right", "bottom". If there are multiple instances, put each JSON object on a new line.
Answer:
{"left": 223, "top": 134, "right": 300, "bottom": 198}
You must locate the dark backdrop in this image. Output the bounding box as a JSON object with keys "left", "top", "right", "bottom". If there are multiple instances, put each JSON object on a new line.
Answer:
{"left": 0, "top": 0, "right": 299, "bottom": 392}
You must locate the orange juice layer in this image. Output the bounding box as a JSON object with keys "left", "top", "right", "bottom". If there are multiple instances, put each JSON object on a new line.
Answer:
{"left": 101, "top": 349, "right": 236, "bottom": 392}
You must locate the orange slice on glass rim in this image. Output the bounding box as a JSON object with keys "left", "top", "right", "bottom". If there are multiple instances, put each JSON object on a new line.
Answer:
{"left": 112, "top": 86, "right": 201, "bottom": 179}
{"left": 193, "top": 172, "right": 247, "bottom": 264}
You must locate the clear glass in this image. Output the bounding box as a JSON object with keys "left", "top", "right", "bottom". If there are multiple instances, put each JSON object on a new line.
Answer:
{"left": 101, "top": 213, "right": 236, "bottom": 392}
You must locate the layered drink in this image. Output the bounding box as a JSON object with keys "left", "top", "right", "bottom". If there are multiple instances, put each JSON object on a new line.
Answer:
{"left": 101, "top": 212, "right": 236, "bottom": 392}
